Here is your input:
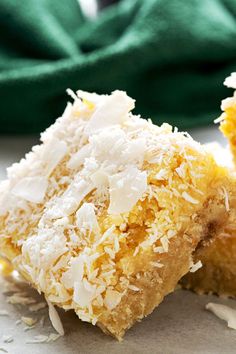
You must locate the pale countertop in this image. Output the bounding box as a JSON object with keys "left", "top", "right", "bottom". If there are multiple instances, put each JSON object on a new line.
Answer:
{"left": 1, "top": 125, "right": 235, "bottom": 354}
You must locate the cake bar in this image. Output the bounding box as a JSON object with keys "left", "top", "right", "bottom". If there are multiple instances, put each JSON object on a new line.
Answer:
{"left": 0, "top": 89, "right": 232, "bottom": 339}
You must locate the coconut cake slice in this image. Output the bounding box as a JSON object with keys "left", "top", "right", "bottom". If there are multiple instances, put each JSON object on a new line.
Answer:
{"left": 0, "top": 89, "right": 233, "bottom": 339}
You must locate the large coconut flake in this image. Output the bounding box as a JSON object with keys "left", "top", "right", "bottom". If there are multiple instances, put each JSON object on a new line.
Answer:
{"left": 108, "top": 166, "right": 147, "bottom": 214}
{"left": 11, "top": 176, "right": 48, "bottom": 203}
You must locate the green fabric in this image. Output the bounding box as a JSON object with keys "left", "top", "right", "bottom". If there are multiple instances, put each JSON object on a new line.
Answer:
{"left": 1, "top": 0, "right": 236, "bottom": 134}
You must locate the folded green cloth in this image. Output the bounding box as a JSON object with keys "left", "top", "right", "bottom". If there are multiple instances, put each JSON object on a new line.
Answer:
{"left": 0, "top": 0, "right": 236, "bottom": 134}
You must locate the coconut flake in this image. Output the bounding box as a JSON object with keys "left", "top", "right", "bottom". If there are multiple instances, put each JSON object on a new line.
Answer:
{"left": 153, "top": 246, "right": 165, "bottom": 254}
{"left": 46, "top": 299, "right": 64, "bottom": 336}
{"left": 154, "top": 169, "right": 168, "bottom": 180}
{"left": 206, "top": 303, "right": 236, "bottom": 330}
{"left": 160, "top": 236, "right": 169, "bottom": 252}
{"left": 75, "top": 203, "right": 99, "bottom": 235}
{"left": 21, "top": 316, "right": 37, "bottom": 327}
{"left": 214, "top": 114, "right": 225, "bottom": 124}
{"left": 150, "top": 261, "right": 164, "bottom": 268}
{"left": 2, "top": 335, "right": 13, "bottom": 344}
{"left": 221, "top": 97, "right": 236, "bottom": 111}
{"left": 47, "top": 178, "right": 94, "bottom": 218}
{"left": 190, "top": 260, "right": 202, "bottom": 273}
{"left": 182, "top": 191, "right": 199, "bottom": 204}
{"left": 222, "top": 187, "right": 230, "bottom": 211}
{"left": 11, "top": 176, "right": 48, "bottom": 203}
{"left": 29, "top": 302, "right": 47, "bottom": 312}
{"left": 61, "top": 255, "right": 85, "bottom": 289}
{"left": 77, "top": 90, "right": 105, "bottom": 105}
{"left": 123, "top": 138, "right": 146, "bottom": 166}
{"left": 108, "top": 166, "right": 147, "bottom": 214}
{"left": 90, "top": 169, "right": 109, "bottom": 190}
{"left": 41, "top": 138, "right": 67, "bottom": 176}
{"left": 47, "top": 333, "right": 61, "bottom": 342}
{"left": 86, "top": 90, "right": 135, "bottom": 134}
{"left": 26, "top": 335, "right": 50, "bottom": 344}
{"left": 67, "top": 144, "right": 91, "bottom": 170}
{"left": 104, "top": 289, "right": 122, "bottom": 310}
{"left": 66, "top": 88, "right": 79, "bottom": 101}
{"left": 73, "top": 279, "right": 96, "bottom": 308}
{"left": 224, "top": 73, "right": 236, "bottom": 89}
{"left": 7, "top": 293, "right": 36, "bottom": 305}
{"left": 128, "top": 284, "right": 140, "bottom": 291}
{"left": 24, "top": 325, "right": 36, "bottom": 332}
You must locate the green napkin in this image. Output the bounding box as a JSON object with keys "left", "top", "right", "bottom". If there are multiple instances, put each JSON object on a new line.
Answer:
{"left": 1, "top": 0, "right": 236, "bottom": 134}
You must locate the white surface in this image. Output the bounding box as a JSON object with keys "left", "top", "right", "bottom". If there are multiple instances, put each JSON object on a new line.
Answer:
{"left": 1, "top": 280, "right": 236, "bottom": 354}
{"left": 0, "top": 125, "right": 233, "bottom": 354}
